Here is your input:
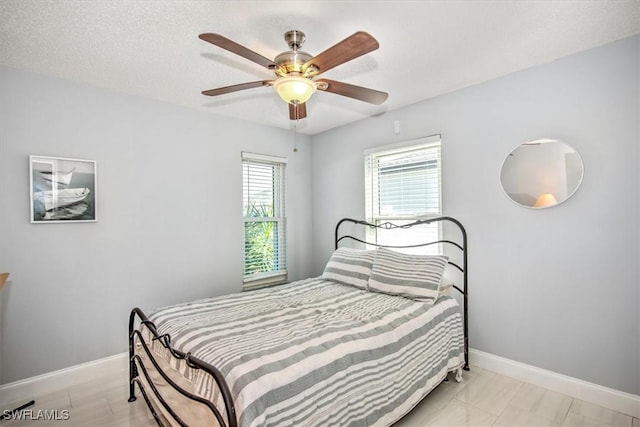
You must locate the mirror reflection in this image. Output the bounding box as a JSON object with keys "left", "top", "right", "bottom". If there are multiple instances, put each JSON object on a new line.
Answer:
{"left": 500, "top": 139, "right": 584, "bottom": 209}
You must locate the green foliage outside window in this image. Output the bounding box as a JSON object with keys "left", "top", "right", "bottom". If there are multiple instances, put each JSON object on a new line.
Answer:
{"left": 244, "top": 202, "right": 277, "bottom": 275}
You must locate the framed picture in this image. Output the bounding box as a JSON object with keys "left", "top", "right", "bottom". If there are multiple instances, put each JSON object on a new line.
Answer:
{"left": 29, "top": 155, "right": 97, "bottom": 223}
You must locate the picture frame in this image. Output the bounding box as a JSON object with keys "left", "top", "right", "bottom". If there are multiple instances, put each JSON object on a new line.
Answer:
{"left": 29, "top": 155, "right": 97, "bottom": 223}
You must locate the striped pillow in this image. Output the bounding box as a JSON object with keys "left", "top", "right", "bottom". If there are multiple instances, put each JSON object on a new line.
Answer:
{"left": 368, "top": 248, "right": 449, "bottom": 304}
{"left": 322, "top": 247, "right": 376, "bottom": 289}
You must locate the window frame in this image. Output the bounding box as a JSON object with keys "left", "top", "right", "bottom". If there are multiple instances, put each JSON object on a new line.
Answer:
{"left": 241, "top": 152, "right": 287, "bottom": 290}
{"left": 364, "top": 135, "right": 442, "bottom": 253}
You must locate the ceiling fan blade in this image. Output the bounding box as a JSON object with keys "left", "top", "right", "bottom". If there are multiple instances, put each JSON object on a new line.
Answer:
{"left": 199, "top": 33, "right": 276, "bottom": 69}
{"left": 202, "top": 81, "right": 271, "bottom": 96}
{"left": 303, "top": 31, "right": 379, "bottom": 75}
{"left": 316, "top": 79, "right": 388, "bottom": 105}
{"left": 289, "top": 103, "right": 307, "bottom": 120}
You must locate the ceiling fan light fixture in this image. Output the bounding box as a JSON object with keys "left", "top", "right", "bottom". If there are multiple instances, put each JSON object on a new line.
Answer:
{"left": 273, "top": 75, "right": 316, "bottom": 104}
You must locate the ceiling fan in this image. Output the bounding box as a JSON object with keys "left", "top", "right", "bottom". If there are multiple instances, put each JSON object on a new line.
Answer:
{"left": 199, "top": 30, "right": 388, "bottom": 120}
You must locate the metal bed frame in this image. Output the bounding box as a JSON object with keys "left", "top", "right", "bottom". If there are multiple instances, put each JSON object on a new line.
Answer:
{"left": 128, "top": 216, "right": 468, "bottom": 426}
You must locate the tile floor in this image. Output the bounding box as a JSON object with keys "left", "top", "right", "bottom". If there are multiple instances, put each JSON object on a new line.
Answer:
{"left": 0, "top": 364, "right": 637, "bottom": 426}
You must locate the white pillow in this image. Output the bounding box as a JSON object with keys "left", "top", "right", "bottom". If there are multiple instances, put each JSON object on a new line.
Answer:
{"left": 368, "top": 247, "right": 448, "bottom": 304}
{"left": 322, "top": 247, "right": 375, "bottom": 289}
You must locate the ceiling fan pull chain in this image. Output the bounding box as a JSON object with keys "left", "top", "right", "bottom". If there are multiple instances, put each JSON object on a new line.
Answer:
{"left": 293, "top": 119, "right": 298, "bottom": 153}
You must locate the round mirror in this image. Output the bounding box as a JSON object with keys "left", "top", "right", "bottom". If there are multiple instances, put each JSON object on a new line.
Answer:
{"left": 500, "top": 139, "right": 584, "bottom": 209}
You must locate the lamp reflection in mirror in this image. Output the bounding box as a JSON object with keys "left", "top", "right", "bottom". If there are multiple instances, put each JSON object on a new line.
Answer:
{"left": 0, "top": 272, "right": 8, "bottom": 289}
{"left": 534, "top": 193, "right": 558, "bottom": 208}
{"left": 273, "top": 75, "right": 316, "bottom": 104}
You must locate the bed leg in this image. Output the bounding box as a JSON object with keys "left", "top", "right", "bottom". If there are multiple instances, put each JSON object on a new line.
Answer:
{"left": 463, "top": 335, "right": 470, "bottom": 371}
{"left": 128, "top": 384, "right": 137, "bottom": 403}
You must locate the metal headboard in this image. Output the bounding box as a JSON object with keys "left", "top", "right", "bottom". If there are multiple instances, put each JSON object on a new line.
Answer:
{"left": 334, "top": 216, "right": 469, "bottom": 370}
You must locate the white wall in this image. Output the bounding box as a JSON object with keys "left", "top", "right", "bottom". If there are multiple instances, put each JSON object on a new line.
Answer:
{"left": 0, "top": 66, "right": 313, "bottom": 384}
{"left": 310, "top": 35, "right": 640, "bottom": 395}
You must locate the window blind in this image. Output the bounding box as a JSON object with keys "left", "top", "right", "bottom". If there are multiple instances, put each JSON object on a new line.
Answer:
{"left": 364, "top": 136, "right": 442, "bottom": 254}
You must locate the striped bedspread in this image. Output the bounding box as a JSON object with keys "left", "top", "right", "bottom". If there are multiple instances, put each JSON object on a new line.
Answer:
{"left": 147, "top": 277, "right": 465, "bottom": 427}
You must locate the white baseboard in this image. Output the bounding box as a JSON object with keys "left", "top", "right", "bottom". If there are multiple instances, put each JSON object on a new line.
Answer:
{"left": 1, "top": 350, "right": 638, "bottom": 419}
{"left": 0, "top": 352, "right": 128, "bottom": 406}
{"left": 470, "top": 348, "right": 640, "bottom": 418}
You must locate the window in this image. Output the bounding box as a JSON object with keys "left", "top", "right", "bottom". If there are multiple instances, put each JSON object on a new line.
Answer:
{"left": 364, "top": 135, "right": 442, "bottom": 254}
{"left": 242, "top": 152, "right": 287, "bottom": 289}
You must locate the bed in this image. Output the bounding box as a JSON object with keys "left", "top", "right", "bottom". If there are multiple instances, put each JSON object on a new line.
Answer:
{"left": 128, "top": 217, "right": 469, "bottom": 427}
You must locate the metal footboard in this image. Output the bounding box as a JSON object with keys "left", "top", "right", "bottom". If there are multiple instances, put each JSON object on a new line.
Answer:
{"left": 128, "top": 307, "right": 238, "bottom": 427}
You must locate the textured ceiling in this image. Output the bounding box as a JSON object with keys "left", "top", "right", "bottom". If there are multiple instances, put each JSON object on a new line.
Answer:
{"left": 1, "top": 1, "right": 639, "bottom": 135}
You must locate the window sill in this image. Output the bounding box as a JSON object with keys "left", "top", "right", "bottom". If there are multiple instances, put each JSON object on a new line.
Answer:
{"left": 243, "top": 271, "right": 288, "bottom": 291}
